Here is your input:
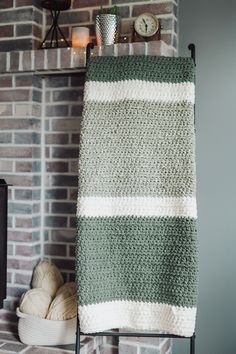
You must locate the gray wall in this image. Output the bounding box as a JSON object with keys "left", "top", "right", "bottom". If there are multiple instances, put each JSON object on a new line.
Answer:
{"left": 173, "top": 1, "right": 236, "bottom": 354}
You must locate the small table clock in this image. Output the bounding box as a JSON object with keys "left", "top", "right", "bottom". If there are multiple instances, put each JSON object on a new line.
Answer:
{"left": 133, "top": 12, "right": 161, "bottom": 42}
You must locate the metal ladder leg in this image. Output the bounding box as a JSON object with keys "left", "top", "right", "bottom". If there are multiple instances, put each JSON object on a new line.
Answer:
{"left": 75, "top": 315, "right": 80, "bottom": 354}
{"left": 190, "top": 333, "right": 196, "bottom": 354}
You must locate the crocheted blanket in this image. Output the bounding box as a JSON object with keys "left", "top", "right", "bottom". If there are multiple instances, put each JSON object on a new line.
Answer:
{"left": 76, "top": 56, "right": 198, "bottom": 337}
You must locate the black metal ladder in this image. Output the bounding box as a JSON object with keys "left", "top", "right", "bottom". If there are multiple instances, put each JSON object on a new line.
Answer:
{"left": 75, "top": 42, "right": 197, "bottom": 354}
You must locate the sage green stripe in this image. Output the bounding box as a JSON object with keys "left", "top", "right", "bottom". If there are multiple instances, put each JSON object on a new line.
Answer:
{"left": 76, "top": 216, "right": 198, "bottom": 307}
{"left": 86, "top": 56, "right": 195, "bottom": 83}
{"left": 79, "top": 100, "right": 196, "bottom": 197}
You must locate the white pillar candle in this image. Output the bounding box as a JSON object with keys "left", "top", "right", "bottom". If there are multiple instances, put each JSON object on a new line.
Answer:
{"left": 72, "top": 27, "right": 90, "bottom": 48}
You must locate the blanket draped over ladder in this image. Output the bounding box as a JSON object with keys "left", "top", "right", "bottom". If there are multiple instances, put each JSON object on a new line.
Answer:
{"left": 76, "top": 56, "right": 198, "bottom": 337}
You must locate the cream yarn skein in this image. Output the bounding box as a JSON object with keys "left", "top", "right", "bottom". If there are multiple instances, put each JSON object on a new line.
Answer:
{"left": 19, "top": 288, "right": 52, "bottom": 319}
{"left": 46, "top": 282, "right": 77, "bottom": 320}
{"left": 31, "top": 260, "right": 64, "bottom": 297}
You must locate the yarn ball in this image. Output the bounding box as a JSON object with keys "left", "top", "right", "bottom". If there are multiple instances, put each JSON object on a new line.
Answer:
{"left": 31, "top": 260, "right": 64, "bottom": 297}
{"left": 56, "top": 282, "right": 76, "bottom": 297}
{"left": 46, "top": 282, "right": 77, "bottom": 321}
{"left": 19, "top": 288, "right": 52, "bottom": 319}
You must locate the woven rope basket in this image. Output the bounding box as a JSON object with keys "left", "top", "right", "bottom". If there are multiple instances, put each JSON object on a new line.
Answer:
{"left": 17, "top": 308, "right": 76, "bottom": 346}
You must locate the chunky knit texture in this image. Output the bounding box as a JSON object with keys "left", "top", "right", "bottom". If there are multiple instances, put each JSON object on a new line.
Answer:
{"left": 76, "top": 56, "right": 198, "bottom": 337}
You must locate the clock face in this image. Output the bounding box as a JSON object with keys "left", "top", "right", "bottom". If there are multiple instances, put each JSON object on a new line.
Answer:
{"left": 134, "top": 13, "right": 159, "bottom": 38}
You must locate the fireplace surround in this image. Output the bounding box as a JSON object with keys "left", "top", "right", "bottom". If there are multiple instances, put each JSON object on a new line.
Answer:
{"left": 0, "top": 3, "right": 178, "bottom": 354}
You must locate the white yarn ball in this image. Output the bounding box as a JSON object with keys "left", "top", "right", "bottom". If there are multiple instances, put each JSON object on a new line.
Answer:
{"left": 19, "top": 288, "right": 52, "bottom": 319}
{"left": 31, "top": 260, "right": 64, "bottom": 297}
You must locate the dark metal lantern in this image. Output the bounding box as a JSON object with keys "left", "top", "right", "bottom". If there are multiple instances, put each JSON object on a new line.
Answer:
{"left": 39, "top": 0, "right": 71, "bottom": 49}
{"left": 41, "top": 0, "right": 71, "bottom": 11}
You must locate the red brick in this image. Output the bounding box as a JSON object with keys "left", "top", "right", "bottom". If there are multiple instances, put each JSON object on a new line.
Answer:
{"left": 44, "top": 243, "right": 67, "bottom": 257}
{"left": 15, "top": 0, "right": 33, "bottom": 6}
{"left": 0, "top": 118, "right": 39, "bottom": 130}
{"left": 0, "top": 52, "right": 7, "bottom": 72}
{"left": 93, "top": 6, "right": 129, "bottom": 19}
{"left": 71, "top": 133, "right": 80, "bottom": 144}
{"left": 0, "top": 25, "right": 13, "bottom": 38}
{"left": 15, "top": 75, "right": 34, "bottom": 87}
{"left": 51, "top": 147, "right": 79, "bottom": 159}
{"left": 51, "top": 174, "right": 78, "bottom": 187}
{"left": 45, "top": 216, "right": 67, "bottom": 228}
{"left": 8, "top": 216, "right": 13, "bottom": 228}
{"left": 161, "top": 33, "right": 172, "bottom": 46}
{"left": 73, "top": 0, "right": 109, "bottom": 8}
{"left": 52, "top": 258, "right": 74, "bottom": 270}
{"left": 1, "top": 175, "right": 34, "bottom": 187}
{"left": 58, "top": 11, "right": 90, "bottom": 25}
{"left": 22, "top": 51, "right": 32, "bottom": 71}
{"left": 0, "top": 311, "right": 17, "bottom": 323}
{"left": 10, "top": 52, "right": 20, "bottom": 71}
{"left": 51, "top": 229, "right": 75, "bottom": 242}
{"left": 132, "top": 2, "right": 174, "bottom": 16}
{"left": 7, "top": 258, "right": 38, "bottom": 270}
{"left": 45, "top": 133, "right": 69, "bottom": 144}
{"left": 69, "top": 245, "right": 75, "bottom": 257}
{"left": 71, "top": 104, "right": 83, "bottom": 117}
{"left": 51, "top": 202, "right": 76, "bottom": 214}
{"left": 0, "top": 160, "right": 13, "bottom": 172}
{"left": 15, "top": 217, "right": 32, "bottom": 228}
{"left": 15, "top": 161, "right": 33, "bottom": 172}
{"left": 7, "top": 272, "right": 12, "bottom": 283}
{"left": 7, "top": 287, "right": 26, "bottom": 298}
{"left": 33, "top": 24, "right": 42, "bottom": 39}
{"left": 60, "top": 48, "right": 71, "bottom": 68}
{"left": 71, "top": 76, "right": 85, "bottom": 87}
{"left": 51, "top": 118, "right": 80, "bottom": 131}
{"left": 35, "top": 49, "right": 45, "bottom": 70}
{"left": 0, "top": 0, "right": 13, "bottom": 9}
{"left": 52, "top": 89, "right": 83, "bottom": 102}
{"left": 69, "top": 216, "right": 76, "bottom": 227}
{"left": 0, "top": 76, "right": 12, "bottom": 87}
{"left": 33, "top": 203, "right": 40, "bottom": 213}
{"left": 46, "top": 76, "right": 69, "bottom": 88}
{"left": 69, "top": 189, "right": 77, "bottom": 200}
{"left": 0, "top": 104, "right": 12, "bottom": 116}
{"left": 0, "top": 90, "right": 30, "bottom": 102}
{"left": 7, "top": 244, "right": 13, "bottom": 256}
{"left": 15, "top": 273, "right": 32, "bottom": 285}
{"left": 46, "top": 161, "right": 68, "bottom": 173}
{"left": 46, "top": 48, "right": 57, "bottom": 70}
{"left": 15, "top": 244, "right": 40, "bottom": 256}
{"left": 0, "top": 146, "right": 33, "bottom": 158}
{"left": 16, "top": 23, "right": 32, "bottom": 36}
{"left": 45, "top": 188, "right": 68, "bottom": 200}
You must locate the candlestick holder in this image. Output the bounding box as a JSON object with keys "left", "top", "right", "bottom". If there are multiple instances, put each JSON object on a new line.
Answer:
{"left": 39, "top": 0, "right": 71, "bottom": 49}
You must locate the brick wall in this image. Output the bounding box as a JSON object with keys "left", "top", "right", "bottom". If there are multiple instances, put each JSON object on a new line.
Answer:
{"left": 0, "top": 1, "right": 43, "bottom": 51}
{"left": 119, "top": 332, "right": 172, "bottom": 354}
{"left": 43, "top": 74, "right": 84, "bottom": 281}
{"left": 0, "top": 0, "right": 177, "bottom": 52}
{"left": 52, "top": 0, "right": 178, "bottom": 50}
{"left": 0, "top": 73, "right": 43, "bottom": 321}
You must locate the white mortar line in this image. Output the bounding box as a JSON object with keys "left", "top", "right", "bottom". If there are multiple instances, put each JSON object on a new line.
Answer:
{"left": 40, "top": 79, "right": 46, "bottom": 260}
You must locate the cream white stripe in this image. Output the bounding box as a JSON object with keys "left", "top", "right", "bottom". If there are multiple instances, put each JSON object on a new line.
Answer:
{"left": 84, "top": 80, "right": 195, "bottom": 103}
{"left": 77, "top": 197, "right": 197, "bottom": 218}
{"left": 79, "top": 300, "right": 196, "bottom": 337}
